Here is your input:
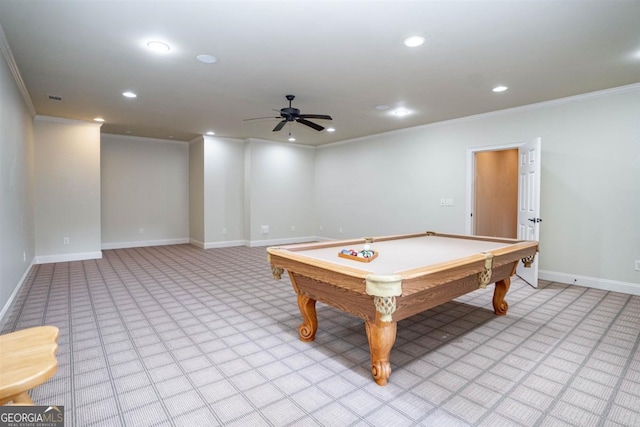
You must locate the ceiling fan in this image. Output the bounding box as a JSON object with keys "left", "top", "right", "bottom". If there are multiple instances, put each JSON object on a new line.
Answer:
{"left": 245, "top": 95, "right": 332, "bottom": 132}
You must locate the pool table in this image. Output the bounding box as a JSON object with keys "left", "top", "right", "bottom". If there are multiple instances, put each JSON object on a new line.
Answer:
{"left": 267, "top": 231, "right": 538, "bottom": 386}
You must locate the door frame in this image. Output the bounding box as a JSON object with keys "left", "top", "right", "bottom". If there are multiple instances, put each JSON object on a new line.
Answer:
{"left": 464, "top": 142, "right": 523, "bottom": 235}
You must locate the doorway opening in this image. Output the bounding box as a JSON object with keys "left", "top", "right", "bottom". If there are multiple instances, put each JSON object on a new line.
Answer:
{"left": 473, "top": 149, "right": 518, "bottom": 238}
{"left": 465, "top": 142, "right": 523, "bottom": 236}
{"left": 465, "top": 138, "right": 542, "bottom": 287}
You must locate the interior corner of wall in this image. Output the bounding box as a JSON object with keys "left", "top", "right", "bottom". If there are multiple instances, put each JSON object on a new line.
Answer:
{"left": 189, "top": 135, "right": 204, "bottom": 145}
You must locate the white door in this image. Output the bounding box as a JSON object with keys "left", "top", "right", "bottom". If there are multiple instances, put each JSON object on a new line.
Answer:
{"left": 516, "top": 137, "right": 541, "bottom": 287}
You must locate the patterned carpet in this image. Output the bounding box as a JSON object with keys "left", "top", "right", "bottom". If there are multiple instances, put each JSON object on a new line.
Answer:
{"left": 2, "top": 244, "right": 639, "bottom": 426}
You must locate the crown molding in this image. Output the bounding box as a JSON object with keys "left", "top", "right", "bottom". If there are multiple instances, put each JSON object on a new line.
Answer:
{"left": 102, "top": 133, "right": 189, "bottom": 145}
{"left": 34, "top": 115, "right": 102, "bottom": 127}
{"left": 0, "top": 22, "right": 36, "bottom": 117}
{"left": 246, "top": 137, "right": 316, "bottom": 150}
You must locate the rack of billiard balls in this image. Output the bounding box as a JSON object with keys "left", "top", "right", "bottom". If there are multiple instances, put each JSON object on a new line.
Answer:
{"left": 338, "top": 244, "right": 378, "bottom": 263}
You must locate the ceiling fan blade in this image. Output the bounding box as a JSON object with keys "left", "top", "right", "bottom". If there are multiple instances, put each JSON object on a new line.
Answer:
{"left": 299, "top": 114, "right": 332, "bottom": 120}
{"left": 296, "top": 118, "right": 324, "bottom": 131}
{"left": 243, "top": 116, "right": 280, "bottom": 121}
{"left": 272, "top": 120, "right": 287, "bottom": 132}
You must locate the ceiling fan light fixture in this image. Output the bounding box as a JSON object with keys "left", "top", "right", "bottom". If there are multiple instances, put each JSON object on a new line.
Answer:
{"left": 326, "top": 127, "right": 335, "bottom": 132}
{"left": 247, "top": 95, "right": 332, "bottom": 133}
{"left": 492, "top": 85, "right": 508, "bottom": 93}
{"left": 122, "top": 91, "right": 137, "bottom": 98}
{"left": 205, "top": 131, "right": 215, "bottom": 136}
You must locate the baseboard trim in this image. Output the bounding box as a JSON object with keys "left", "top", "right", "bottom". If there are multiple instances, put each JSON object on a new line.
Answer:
{"left": 35, "top": 251, "right": 103, "bottom": 264}
{"left": 0, "top": 260, "right": 35, "bottom": 330}
{"left": 203, "top": 240, "right": 247, "bottom": 249}
{"left": 248, "top": 236, "right": 318, "bottom": 247}
{"left": 101, "top": 238, "right": 189, "bottom": 250}
{"left": 539, "top": 270, "right": 640, "bottom": 296}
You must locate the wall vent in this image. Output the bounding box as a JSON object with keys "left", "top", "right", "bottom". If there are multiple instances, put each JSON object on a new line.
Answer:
{"left": 47, "top": 94, "right": 63, "bottom": 101}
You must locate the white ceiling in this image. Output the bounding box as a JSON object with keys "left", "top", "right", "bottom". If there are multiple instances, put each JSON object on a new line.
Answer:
{"left": 1, "top": 1, "right": 639, "bottom": 146}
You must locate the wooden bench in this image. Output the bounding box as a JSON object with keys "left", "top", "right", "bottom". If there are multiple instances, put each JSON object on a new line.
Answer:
{"left": 0, "top": 326, "right": 59, "bottom": 405}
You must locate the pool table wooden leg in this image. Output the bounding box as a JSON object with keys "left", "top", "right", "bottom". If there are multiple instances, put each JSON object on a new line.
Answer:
{"left": 365, "top": 313, "right": 397, "bottom": 386}
{"left": 493, "top": 277, "right": 510, "bottom": 316}
{"left": 297, "top": 294, "right": 318, "bottom": 342}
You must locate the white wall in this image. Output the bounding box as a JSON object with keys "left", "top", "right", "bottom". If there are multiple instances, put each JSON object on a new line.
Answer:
{"left": 244, "top": 138, "right": 316, "bottom": 245}
{"left": 34, "top": 117, "right": 102, "bottom": 263}
{"left": 0, "top": 41, "right": 35, "bottom": 321}
{"left": 101, "top": 134, "right": 189, "bottom": 249}
{"left": 316, "top": 85, "right": 640, "bottom": 291}
{"left": 189, "top": 137, "right": 205, "bottom": 245}
{"left": 203, "top": 135, "right": 245, "bottom": 247}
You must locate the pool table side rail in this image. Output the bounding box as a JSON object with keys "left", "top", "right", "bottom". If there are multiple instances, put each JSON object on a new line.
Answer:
{"left": 394, "top": 262, "right": 518, "bottom": 321}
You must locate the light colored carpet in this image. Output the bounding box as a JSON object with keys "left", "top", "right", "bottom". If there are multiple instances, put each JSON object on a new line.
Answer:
{"left": 2, "top": 244, "right": 639, "bottom": 426}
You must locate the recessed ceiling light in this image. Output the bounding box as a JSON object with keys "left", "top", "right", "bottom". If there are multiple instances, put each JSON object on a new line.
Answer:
{"left": 392, "top": 109, "right": 410, "bottom": 117}
{"left": 197, "top": 54, "right": 218, "bottom": 64}
{"left": 205, "top": 131, "right": 215, "bottom": 136}
{"left": 403, "top": 36, "right": 425, "bottom": 47}
{"left": 122, "top": 91, "right": 137, "bottom": 98}
{"left": 93, "top": 117, "right": 105, "bottom": 122}
{"left": 326, "top": 127, "right": 335, "bottom": 132}
{"left": 492, "top": 86, "right": 508, "bottom": 93}
{"left": 147, "top": 41, "right": 170, "bottom": 53}
{"left": 375, "top": 105, "right": 390, "bottom": 110}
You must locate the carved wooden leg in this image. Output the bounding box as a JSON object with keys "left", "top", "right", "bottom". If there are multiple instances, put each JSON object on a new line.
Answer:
{"left": 297, "top": 294, "right": 318, "bottom": 342}
{"left": 365, "top": 313, "right": 397, "bottom": 386}
{"left": 493, "top": 277, "right": 511, "bottom": 316}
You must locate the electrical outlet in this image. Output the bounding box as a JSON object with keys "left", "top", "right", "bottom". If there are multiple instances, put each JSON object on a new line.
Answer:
{"left": 339, "top": 227, "right": 343, "bottom": 234}
{"left": 63, "top": 237, "right": 70, "bottom": 245}
{"left": 635, "top": 260, "right": 640, "bottom": 271}
{"left": 261, "top": 225, "right": 269, "bottom": 234}
{"left": 319, "top": 225, "right": 323, "bottom": 232}
{"left": 440, "top": 199, "right": 446, "bottom": 207}
{"left": 138, "top": 228, "right": 144, "bottom": 235}
{"left": 291, "top": 226, "right": 295, "bottom": 232}
{"left": 222, "top": 228, "right": 227, "bottom": 235}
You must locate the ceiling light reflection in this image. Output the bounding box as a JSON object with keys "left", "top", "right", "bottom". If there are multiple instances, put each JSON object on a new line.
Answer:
{"left": 147, "top": 41, "right": 170, "bottom": 52}
{"left": 403, "top": 36, "right": 425, "bottom": 47}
